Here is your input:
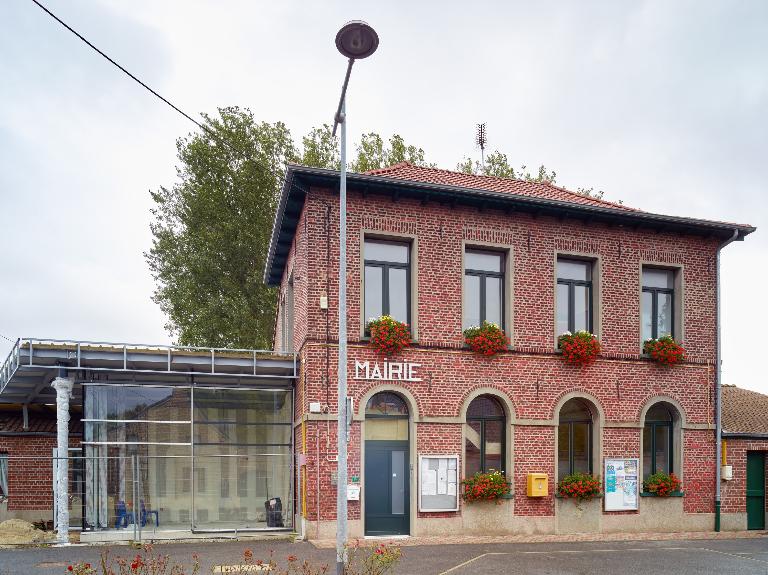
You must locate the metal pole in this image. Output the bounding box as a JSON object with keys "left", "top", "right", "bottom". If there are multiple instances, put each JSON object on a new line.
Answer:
{"left": 132, "top": 454, "right": 138, "bottom": 542}
{"left": 714, "top": 228, "right": 739, "bottom": 532}
{"left": 336, "top": 97, "right": 348, "bottom": 575}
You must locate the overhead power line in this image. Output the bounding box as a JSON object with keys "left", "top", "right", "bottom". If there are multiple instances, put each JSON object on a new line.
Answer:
{"left": 29, "top": 0, "right": 205, "bottom": 131}
{"left": 28, "top": 0, "right": 301, "bottom": 184}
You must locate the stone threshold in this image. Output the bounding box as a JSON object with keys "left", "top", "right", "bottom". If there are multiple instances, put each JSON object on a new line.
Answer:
{"left": 310, "top": 530, "right": 767, "bottom": 549}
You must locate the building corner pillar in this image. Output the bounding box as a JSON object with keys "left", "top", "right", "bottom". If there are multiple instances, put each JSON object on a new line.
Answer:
{"left": 51, "top": 376, "right": 73, "bottom": 545}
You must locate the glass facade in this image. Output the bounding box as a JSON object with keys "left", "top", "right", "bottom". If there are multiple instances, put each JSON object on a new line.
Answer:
{"left": 83, "top": 383, "right": 292, "bottom": 532}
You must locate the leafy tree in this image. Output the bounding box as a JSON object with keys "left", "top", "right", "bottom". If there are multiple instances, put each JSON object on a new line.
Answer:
{"left": 146, "top": 107, "right": 297, "bottom": 349}
{"left": 457, "top": 151, "right": 556, "bottom": 183}
{"left": 350, "top": 133, "right": 431, "bottom": 172}
{"left": 457, "top": 150, "right": 614, "bottom": 201}
{"left": 148, "top": 110, "right": 430, "bottom": 349}
{"left": 300, "top": 124, "right": 340, "bottom": 170}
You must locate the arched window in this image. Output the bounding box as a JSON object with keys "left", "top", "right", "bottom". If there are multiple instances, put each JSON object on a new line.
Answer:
{"left": 558, "top": 398, "right": 594, "bottom": 478}
{"left": 465, "top": 395, "right": 506, "bottom": 476}
{"left": 643, "top": 402, "right": 675, "bottom": 479}
{"left": 365, "top": 392, "right": 409, "bottom": 441}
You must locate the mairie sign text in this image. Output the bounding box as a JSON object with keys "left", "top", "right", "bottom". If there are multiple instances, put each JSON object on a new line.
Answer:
{"left": 353, "top": 360, "right": 421, "bottom": 382}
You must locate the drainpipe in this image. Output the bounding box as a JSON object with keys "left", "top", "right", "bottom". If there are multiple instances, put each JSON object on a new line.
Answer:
{"left": 715, "top": 228, "right": 739, "bottom": 532}
{"left": 52, "top": 369, "right": 74, "bottom": 545}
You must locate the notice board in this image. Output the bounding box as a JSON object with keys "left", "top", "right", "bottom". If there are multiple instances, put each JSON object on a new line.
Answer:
{"left": 604, "top": 457, "right": 639, "bottom": 511}
{"left": 418, "top": 455, "right": 459, "bottom": 512}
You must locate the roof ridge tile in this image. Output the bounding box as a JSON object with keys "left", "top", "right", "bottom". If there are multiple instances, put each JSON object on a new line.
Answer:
{"left": 362, "top": 161, "right": 638, "bottom": 211}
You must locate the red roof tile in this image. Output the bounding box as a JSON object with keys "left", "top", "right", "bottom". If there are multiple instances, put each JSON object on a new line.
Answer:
{"left": 722, "top": 385, "right": 768, "bottom": 435}
{"left": 363, "top": 162, "right": 638, "bottom": 212}
{"left": 0, "top": 416, "right": 82, "bottom": 435}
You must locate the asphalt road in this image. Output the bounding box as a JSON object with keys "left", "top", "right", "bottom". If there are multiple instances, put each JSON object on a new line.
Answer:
{"left": 1, "top": 537, "right": 768, "bottom": 575}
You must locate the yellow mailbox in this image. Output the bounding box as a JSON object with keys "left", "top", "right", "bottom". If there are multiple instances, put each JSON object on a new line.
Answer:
{"left": 527, "top": 473, "right": 548, "bottom": 497}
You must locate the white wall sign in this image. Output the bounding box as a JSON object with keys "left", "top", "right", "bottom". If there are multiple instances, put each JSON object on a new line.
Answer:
{"left": 347, "top": 485, "right": 360, "bottom": 501}
{"left": 419, "top": 455, "right": 459, "bottom": 512}
{"left": 353, "top": 360, "right": 421, "bottom": 382}
{"left": 604, "top": 457, "right": 639, "bottom": 511}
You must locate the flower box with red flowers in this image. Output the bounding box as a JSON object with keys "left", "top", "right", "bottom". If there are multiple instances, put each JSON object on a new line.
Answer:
{"left": 366, "top": 315, "right": 411, "bottom": 356}
{"left": 642, "top": 472, "right": 683, "bottom": 497}
{"left": 555, "top": 472, "right": 603, "bottom": 501}
{"left": 463, "top": 321, "right": 509, "bottom": 356}
{"left": 643, "top": 336, "right": 685, "bottom": 366}
{"left": 557, "top": 331, "right": 601, "bottom": 366}
{"left": 461, "top": 470, "right": 511, "bottom": 503}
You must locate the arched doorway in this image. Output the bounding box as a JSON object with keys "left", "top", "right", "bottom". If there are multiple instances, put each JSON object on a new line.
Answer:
{"left": 364, "top": 392, "right": 410, "bottom": 536}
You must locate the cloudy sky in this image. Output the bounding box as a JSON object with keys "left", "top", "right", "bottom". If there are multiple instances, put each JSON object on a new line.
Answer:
{"left": 0, "top": 1, "right": 766, "bottom": 392}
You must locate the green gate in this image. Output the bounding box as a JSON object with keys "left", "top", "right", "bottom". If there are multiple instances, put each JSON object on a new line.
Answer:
{"left": 746, "top": 451, "right": 765, "bottom": 530}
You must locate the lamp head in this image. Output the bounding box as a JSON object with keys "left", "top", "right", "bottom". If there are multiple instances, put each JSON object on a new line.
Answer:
{"left": 335, "top": 20, "right": 379, "bottom": 59}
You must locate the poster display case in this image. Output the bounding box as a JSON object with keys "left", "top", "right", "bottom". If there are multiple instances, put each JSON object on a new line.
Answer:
{"left": 418, "top": 455, "right": 459, "bottom": 512}
{"left": 604, "top": 457, "right": 639, "bottom": 511}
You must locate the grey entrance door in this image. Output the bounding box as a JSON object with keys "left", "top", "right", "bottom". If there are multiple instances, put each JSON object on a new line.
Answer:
{"left": 364, "top": 440, "right": 409, "bottom": 536}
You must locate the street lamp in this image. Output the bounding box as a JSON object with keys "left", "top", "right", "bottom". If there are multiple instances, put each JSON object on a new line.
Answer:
{"left": 332, "top": 20, "right": 378, "bottom": 575}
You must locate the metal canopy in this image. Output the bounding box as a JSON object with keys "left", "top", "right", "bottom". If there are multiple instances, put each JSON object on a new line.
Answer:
{"left": 264, "top": 164, "right": 757, "bottom": 286}
{"left": 0, "top": 338, "right": 297, "bottom": 405}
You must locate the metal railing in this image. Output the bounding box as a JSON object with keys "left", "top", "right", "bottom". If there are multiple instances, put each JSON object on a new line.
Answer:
{"left": 0, "top": 338, "right": 298, "bottom": 393}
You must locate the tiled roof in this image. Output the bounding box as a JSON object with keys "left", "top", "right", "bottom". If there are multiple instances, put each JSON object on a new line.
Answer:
{"left": 364, "top": 162, "right": 638, "bottom": 212}
{"left": 0, "top": 415, "right": 82, "bottom": 435}
{"left": 722, "top": 385, "right": 768, "bottom": 435}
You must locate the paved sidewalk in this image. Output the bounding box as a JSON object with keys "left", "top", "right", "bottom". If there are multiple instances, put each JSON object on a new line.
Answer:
{"left": 1, "top": 536, "right": 768, "bottom": 574}
{"left": 310, "top": 529, "right": 768, "bottom": 548}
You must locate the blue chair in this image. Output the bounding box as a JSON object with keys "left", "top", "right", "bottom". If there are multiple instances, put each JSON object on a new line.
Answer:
{"left": 141, "top": 500, "right": 159, "bottom": 527}
{"left": 114, "top": 500, "right": 134, "bottom": 528}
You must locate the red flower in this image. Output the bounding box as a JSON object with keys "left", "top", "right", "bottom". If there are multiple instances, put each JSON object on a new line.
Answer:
{"left": 558, "top": 332, "right": 600, "bottom": 366}
{"left": 67, "top": 568, "right": 73, "bottom": 572}
{"left": 368, "top": 316, "right": 411, "bottom": 355}
{"left": 464, "top": 322, "right": 508, "bottom": 356}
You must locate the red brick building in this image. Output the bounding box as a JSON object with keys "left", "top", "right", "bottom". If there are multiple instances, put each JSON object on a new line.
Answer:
{"left": 720, "top": 385, "right": 768, "bottom": 531}
{"left": 265, "top": 162, "right": 756, "bottom": 537}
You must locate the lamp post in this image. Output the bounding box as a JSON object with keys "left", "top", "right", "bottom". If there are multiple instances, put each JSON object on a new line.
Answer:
{"left": 332, "top": 20, "right": 379, "bottom": 575}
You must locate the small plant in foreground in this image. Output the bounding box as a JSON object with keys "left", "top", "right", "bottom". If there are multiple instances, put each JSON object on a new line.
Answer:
{"left": 346, "top": 540, "right": 402, "bottom": 575}
{"left": 643, "top": 472, "right": 682, "bottom": 496}
{"left": 558, "top": 331, "right": 601, "bottom": 366}
{"left": 463, "top": 321, "right": 509, "bottom": 356}
{"left": 643, "top": 335, "right": 685, "bottom": 365}
{"left": 64, "top": 543, "right": 400, "bottom": 575}
{"left": 461, "top": 469, "right": 511, "bottom": 502}
{"left": 556, "top": 472, "right": 602, "bottom": 501}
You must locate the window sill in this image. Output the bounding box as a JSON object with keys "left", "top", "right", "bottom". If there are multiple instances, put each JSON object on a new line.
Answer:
{"left": 359, "top": 336, "right": 419, "bottom": 345}
{"left": 554, "top": 493, "right": 604, "bottom": 499}
{"left": 640, "top": 491, "right": 684, "bottom": 497}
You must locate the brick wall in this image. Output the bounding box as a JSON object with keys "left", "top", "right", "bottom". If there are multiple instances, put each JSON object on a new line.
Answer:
{"left": 0, "top": 434, "right": 81, "bottom": 511}
{"left": 721, "top": 438, "right": 768, "bottom": 514}
{"left": 283, "top": 184, "right": 721, "bottom": 531}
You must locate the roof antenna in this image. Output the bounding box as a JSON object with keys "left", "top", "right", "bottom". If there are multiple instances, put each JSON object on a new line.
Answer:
{"left": 475, "top": 123, "right": 487, "bottom": 171}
